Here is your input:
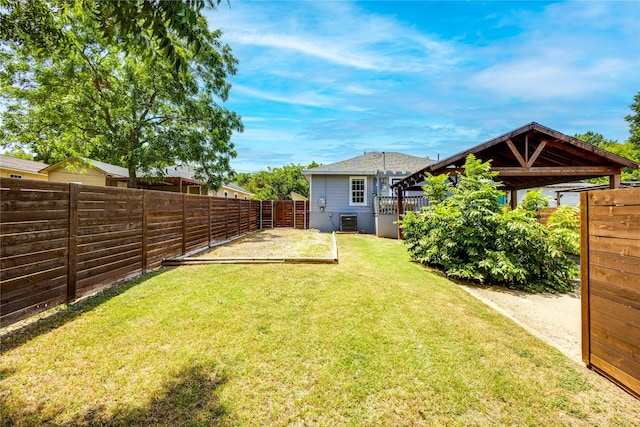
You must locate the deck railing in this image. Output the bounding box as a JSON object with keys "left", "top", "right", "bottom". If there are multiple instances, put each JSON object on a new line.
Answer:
{"left": 376, "top": 195, "right": 429, "bottom": 215}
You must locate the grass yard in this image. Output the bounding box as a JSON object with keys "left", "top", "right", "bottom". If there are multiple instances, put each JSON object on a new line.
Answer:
{"left": 1, "top": 234, "right": 638, "bottom": 426}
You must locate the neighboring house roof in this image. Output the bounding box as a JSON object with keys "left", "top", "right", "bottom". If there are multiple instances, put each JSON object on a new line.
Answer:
{"left": 222, "top": 182, "right": 253, "bottom": 194}
{"left": 0, "top": 155, "right": 49, "bottom": 174}
{"left": 290, "top": 191, "right": 308, "bottom": 201}
{"left": 394, "top": 122, "right": 639, "bottom": 191}
{"left": 40, "top": 157, "right": 129, "bottom": 178}
{"left": 302, "top": 152, "right": 435, "bottom": 175}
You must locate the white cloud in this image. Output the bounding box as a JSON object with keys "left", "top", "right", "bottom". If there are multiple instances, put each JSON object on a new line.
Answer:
{"left": 233, "top": 84, "right": 341, "bottom": 108}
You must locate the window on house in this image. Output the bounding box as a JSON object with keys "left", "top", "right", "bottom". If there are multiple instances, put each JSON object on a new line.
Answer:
{"left": 349, "top": 176, "right": 367, "bottom": 206}
{"left": 9, "top": 174, "right": 22, "bottom": 179}
{"left": 234, "top": 193, "right": 238, "bottom": 199}
{"left": 224, "top": 191, "right": 228, "bottom": 198}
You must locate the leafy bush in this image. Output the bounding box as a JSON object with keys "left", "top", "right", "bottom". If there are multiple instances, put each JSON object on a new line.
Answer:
{"left": 400, "top": 154, "right": 577, "bottom": 293}
{"left": 547, "top": 206, "right": 580, "bottom": 255}
{"left": 520, "top": 189, "right": 550, "bottom": 212}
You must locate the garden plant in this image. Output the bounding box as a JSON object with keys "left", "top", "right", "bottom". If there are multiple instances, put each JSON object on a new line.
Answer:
{"left": 400, "top": 154, "right": 578, "bottom": 293}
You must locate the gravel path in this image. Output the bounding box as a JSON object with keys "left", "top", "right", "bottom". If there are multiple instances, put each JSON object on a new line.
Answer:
{"left": 458, "top": 283, "right": 582, "bottom": 363}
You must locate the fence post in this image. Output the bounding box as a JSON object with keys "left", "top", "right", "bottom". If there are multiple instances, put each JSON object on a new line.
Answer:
{"left": 294, "top": 201, "right": 297, "bottom": 229}
{"left": 67, "top": 183, "right": 79, "bottom": 302}
{"left": 142, "top": 190, "right": 148, "bottom": 273}
{"left": 272, "top": 200, "right": 274, "bottom": 228}
{"left": 580, "top": 191, "right": 591, "bottom": 367}
{"left": 182, "top": 194, "right": 187, "bottom": 255}
{"left": 208, "top": 196, "right": 212, "bottom": 246}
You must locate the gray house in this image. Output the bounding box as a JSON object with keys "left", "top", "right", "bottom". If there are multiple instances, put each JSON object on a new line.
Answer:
{"left": 302, "top": 152, "right": 434, "bottom": 236}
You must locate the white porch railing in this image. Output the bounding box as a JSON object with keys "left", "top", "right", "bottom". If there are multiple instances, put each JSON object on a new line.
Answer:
{"left": 375, "top": 195, "right": 429, "bottom": 215}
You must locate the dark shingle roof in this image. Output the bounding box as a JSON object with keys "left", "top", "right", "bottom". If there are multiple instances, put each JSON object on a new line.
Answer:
{"left": 303, "top": 152, "right": 434, "bottom": 175}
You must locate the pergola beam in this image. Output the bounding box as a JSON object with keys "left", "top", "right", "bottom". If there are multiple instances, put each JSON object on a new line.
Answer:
{"left": 491, "top": 166, "right": 621, "bottom": 176}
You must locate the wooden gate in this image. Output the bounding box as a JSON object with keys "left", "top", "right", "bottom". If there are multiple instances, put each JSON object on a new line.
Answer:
{"left": 581, "top": 187, "right": 640, "bottom": 398}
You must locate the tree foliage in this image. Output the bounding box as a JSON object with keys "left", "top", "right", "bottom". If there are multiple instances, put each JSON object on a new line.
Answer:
{"left": 400, "top": 154, "right": 577, "bottom": 293}
{"left": 547, "top": 206, "right": 580, "bottom": 256}
{"left": 0, "top": 0, "right": 221, "bottom": 73}
{"left": 626, "top": 92, "right": 640, "bottom": 150}
{"left": 235, "top": 162, "right": 319, "bottom": 200}
{"left": 520, "top": 189, "right": 550, "bottom": 213}
{"left": 0, "top": 1, "right": 242, "bottom": 189}
{"left": 574, "top": 93, "right": 640, "bottom": 182}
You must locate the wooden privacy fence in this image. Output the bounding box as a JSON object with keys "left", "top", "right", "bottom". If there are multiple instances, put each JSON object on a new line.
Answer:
{"left": 0, "top": 178, "right": 309, "bottom": 327}
{"left": 581, "top": 187, "right": 640, "bottom": 398}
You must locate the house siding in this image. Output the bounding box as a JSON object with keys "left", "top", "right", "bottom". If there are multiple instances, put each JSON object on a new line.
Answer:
{"left": 47, "top": 168, "right": 107, "bottom": 186}
{"left": 309, "top": 174, "right": 376, "bottom": 233}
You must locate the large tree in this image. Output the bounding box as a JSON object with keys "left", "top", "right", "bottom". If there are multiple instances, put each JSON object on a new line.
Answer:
{"left": 626, "top": 92, "right": 640, "bottom": 149}
{"left": 0, "top": 0, "right": 222, "bottom": 73}
{"left": 235, "top": 162, "right": 319, "bottom": 200}
{"left": 0, "top": 1, "right": 242, "bottom": 189}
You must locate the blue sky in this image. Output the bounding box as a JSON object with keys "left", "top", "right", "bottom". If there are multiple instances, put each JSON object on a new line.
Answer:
{"left": 209, "top": 1, "right": 640, "bottom": 173}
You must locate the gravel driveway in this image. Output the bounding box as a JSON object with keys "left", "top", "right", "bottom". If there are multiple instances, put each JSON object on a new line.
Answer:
{"left": 458, "top": 283, "right": 582, "bottom": 363}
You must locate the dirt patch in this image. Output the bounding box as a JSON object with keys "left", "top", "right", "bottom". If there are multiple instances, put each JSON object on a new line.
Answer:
{"left": 459, "top": 283, "right": 582, "bottom": 362}
{"left": 193, "top": 229, "right": 336, "bottom": 260}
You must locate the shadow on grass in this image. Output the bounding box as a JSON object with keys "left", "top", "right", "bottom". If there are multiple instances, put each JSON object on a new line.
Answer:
{"left": 0, "top": 268, "right": 174, "bottom": 354}
{"left": 1, "top": 363, "right": 228, "bottom": 427}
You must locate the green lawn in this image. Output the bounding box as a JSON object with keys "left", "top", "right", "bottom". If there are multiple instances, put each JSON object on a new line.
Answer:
{"left": 1, "top": 235, "right": 638, "bottom": 426}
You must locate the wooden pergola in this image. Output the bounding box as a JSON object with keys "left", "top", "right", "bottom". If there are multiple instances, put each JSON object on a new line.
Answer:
{"left": 393, "top": 122, "right": 638, "bottom": 238}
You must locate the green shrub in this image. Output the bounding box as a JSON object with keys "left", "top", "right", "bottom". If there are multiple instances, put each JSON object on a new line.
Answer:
{"left": 521, "top": 189, "right": 550, "bottom": 212}
{"left": 547, "top": 206, "right": 580, "bottom": 255}
{"left": 400, "top": 154, "right": 577, "bottom": 293}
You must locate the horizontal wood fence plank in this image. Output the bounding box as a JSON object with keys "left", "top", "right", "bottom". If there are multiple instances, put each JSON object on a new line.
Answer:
{"left": 76, "top": 265, "right": 141, "bottom": 297}
{"left": 591, "top": 340, "right": 640, "bottom": 384}
{"left": 1, "top": 248, "right": 67, "bottom": 270}
{"left": 1, "top": 237, "right": 68, "bottom": 258}
{"left": 0, "top": 178, "right": 69, "bottom": 191}
{"left": 78, "top": 235, "right": 142, "bottom": 253}
{"left": 590, "top": 355, "right": 640, "bottom": 398}
{"left": 591, "top": 294, "right": 640, "bottom": 332}
{"left": 590, "top": 279, "right": 640, "bottom": 312}
{"left": 1, "top": 256, "right": 68, "bottom": 282}
{"left": 589, "top": 235, "right": 640, "bottom": 257}
{"left": 1, "top": 210, "right": 69, "bottom": 222}
{"left": 1, "top": 198, "right": 70, "bottom": 211}
{"left": 590, "top": 251, "right": 640, "bottom": 276}
{"left": 1, "top": 266, "right": 68, "bottom": 295}
{"left": 1, "top": 292, "right": 67, "bottom": 328}
{"left": 1, "top": 228, "right": 68, "bottom": 247}
{"left": 590, "top": 310, "right": 640, "bottom": 350}
{"left": 0, "top": 219, "right": 68, "bottom": 235}
{"left": 592, "top": 324, "right": 640, "bottom": 363}
{"left": 76, "top": 255, "right": 142, "bottom": 281}
{"left": 588, "top": 220, "right": 640, "bottom": 239}
{"left": 588, "top": 188, "right": 640, "bottom": 207}
{"left": 589, "top": 205, "right": 640, "bottom": 221}
{"left": 77, "top": 242, "right": 142, "bottom": 264}
{"left": 1, "top": 284, "right": 67, "bottom": 317}
{"left": 1, "top": 273, "right": 67, "bottom": 303}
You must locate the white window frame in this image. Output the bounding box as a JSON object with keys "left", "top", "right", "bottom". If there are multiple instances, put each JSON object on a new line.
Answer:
{"left": 349, "top": 176, "right": 367, "bottom": 206}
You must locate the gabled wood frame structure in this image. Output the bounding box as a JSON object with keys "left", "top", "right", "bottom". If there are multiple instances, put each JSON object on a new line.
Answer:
{"left": 392, "top": 122, "right": 638, "bottom": 238}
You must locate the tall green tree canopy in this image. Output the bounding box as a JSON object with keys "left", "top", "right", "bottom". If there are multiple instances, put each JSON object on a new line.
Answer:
{"left": 626, "top": 92, "right": 640, "bottom": 149}
{"left": 235, "top": 162, "right": 319, "bottom": 200}
{"left": 574, "top": 93, "right": 640, "bottom": 182}
{"left": 0, "top": 1, "right": 242, "bottom": 189}
{"left": 0, "top": 0, "right": 222, "bottom": 73}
